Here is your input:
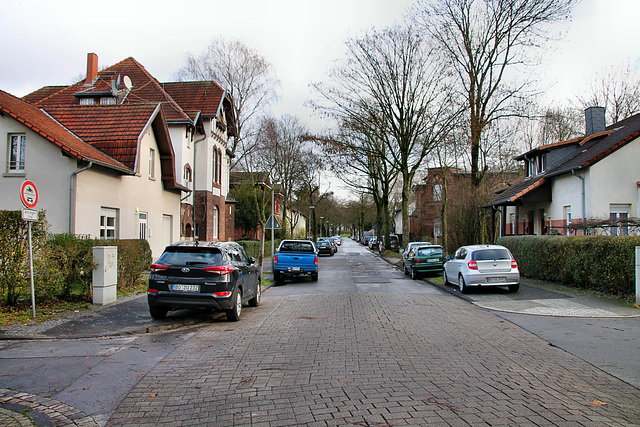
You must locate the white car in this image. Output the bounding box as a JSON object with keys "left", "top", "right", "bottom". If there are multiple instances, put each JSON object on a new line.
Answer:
{"left": 443, "top": 245, "right": 520, "bottom": 293}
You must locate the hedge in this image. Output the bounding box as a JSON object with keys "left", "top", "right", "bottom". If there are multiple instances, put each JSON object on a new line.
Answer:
{"left": 237, "top": 239, "right": 282, "bottom": 260}
{"left": 497, "top": 235, "right": 640, "bottom": 297}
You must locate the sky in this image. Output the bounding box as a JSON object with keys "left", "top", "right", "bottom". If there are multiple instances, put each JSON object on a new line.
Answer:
{"left": 1, "top": 0, "right": 639, "bottom": 197}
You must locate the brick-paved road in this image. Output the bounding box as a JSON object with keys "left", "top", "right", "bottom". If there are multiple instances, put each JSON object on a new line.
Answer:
{"left": 107, "top": 244, "right": 640, "bottom": 426}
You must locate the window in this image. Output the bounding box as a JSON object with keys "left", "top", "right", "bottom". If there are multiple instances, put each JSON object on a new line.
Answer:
{"left": 80, "top": 98, "right": 95, "bottom": 105}
{"left": 610, "top": 204, "right": 631, "bottom": 236}
{"left": 564, "top": 206, "right": 572, "bottom": 236}
{"left": 537, "top": 154, "right": 547, "bottom": 174}
{"left": 7, "top": 134, "right": 26, "bottom": 173}
{"left": 149, "top": 148, "right": 156, "bottom": 179}
{"left": 100, "top": 208, "right": 118, "bottom": 239}
{"left": 100, "top": 97, "right": 116, "bottom": 105}
{"left": 184, "top": 165, "right": 192, "bottom": 190}
{"left": 433, "top": 184, "right": 442, "bottom": 202}
{"left": 138, "top": 212, "right": 148, "bottom": 240}
{"left": 213, "top": 206, "right": 219, "bottom": 239}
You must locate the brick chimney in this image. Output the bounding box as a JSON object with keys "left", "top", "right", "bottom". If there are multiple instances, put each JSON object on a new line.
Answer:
{"left": 85, "top": 53, "right": 98, "bottom": 85}
{"left": 584, "top": 106, "right": 606, "bottom": 136}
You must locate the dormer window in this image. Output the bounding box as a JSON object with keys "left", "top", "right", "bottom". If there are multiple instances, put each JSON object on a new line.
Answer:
{"left": 80, "top": 98, "right": 95, "bottom": 105}
{"left": 100, "top": 97, "right": 116, "bottom": 105}
{"left": 537, "top": 154, "right": 547, "bottom": 174}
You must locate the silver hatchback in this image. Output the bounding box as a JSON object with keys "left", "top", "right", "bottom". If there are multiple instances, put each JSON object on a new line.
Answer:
{"left": 443, "top": 245, "right": 520, "bottom": 293}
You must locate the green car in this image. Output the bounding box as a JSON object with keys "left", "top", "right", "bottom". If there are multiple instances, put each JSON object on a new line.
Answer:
{"left": 403, "top": 245, "right": 444, "bottom": 279}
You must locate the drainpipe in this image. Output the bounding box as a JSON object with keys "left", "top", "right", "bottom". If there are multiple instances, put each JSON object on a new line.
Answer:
{"left": 571, "top": 169, "right": 586, "bottom": 233}
{"left": 191, "top": 132, "right": 207, "bottom": 238}
{"left": 69, "top": 162, "right": 93, "bottom": 233}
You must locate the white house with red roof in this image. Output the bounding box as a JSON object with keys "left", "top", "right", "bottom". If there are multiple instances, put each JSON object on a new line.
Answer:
{"left": 486, "top": 107, "right": 640, "bottom": 237}
{"left": 1, "top": 53, "right": 238, "bottom": 257}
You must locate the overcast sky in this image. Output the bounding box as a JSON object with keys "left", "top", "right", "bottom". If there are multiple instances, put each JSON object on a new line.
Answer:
{"left": 1, "top": 0, "right": 639, "bottom": 198}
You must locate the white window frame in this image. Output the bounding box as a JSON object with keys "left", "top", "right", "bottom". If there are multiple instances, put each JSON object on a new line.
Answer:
{"left": 100, "top": 208, "right": 119, "bottom": 240}
{"left": 100, "top": 97, "right": 116, "bottom": 105}
{"left": 433, "top": 184, "right": 443, "bottom": 202}
{"left": 138, "top": 212, "right": 148, "bottom": 240}
{"left": 149, "top": 148, "right": 156, "bottom": 179}
{"left": 564, "top": 206, "right": 572, "bottom": 236}
{"left": 7, "top": 133, "right": 26, "bottom": 173}
{"left": 213, "top": 206, "right": 219, "bottom": 239}
{"left": 610, "top": 204, "right": 631, "bottom": 236}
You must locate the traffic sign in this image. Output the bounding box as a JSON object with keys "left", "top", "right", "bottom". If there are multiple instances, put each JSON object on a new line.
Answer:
{"left": 265, "top": 214, "right": 282, "bottom": 230}
{"left": 21, "top": 209, "right": 38, "bottom": 222}
{"left": 20, "top": 180, "right": 38, "bottom": 209}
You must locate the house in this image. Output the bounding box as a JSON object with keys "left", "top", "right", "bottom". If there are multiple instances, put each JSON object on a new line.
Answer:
{"left": 486, "top": 107, "right": 640, "bottom": 237}
{"left": 0, "top": 88, "right": 183, "bottom": 257}
{"left": 20, "top": 53, "right": 238, "bottom": 245}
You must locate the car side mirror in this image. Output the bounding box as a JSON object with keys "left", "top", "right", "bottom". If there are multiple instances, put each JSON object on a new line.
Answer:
{"left": 249, "top": 257, "right": 256, "bottom": 265}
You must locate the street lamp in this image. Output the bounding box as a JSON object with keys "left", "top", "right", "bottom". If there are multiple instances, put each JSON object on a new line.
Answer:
{"left": 258, "top": 181, "right": 278, "bottom": 274}
{"left": 319, "top": 217, "right": 324, "bottom": 237}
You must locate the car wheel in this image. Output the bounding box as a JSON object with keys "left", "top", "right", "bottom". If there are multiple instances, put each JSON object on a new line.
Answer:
{"left": 248, "top": 281, "right": 261, "bottom": 307}
{"left": 508, "top": 283, "right": 520, "bottom": 293}
{"left": 411, "top": 267, "right": 419, "bottom": 280}
{"left": 458, "top": 275, "right": 468, "bottom": 294}
{"left": 149, "top": 305, "right": 168, "bottom": 320}
{"left": 311, "top": 272, "right": 318, "bottom": 281}
{"left": 226, "top": 290, "right": 242, "bottom": 321}
{"left": 442, "top": 268, "right": 449, "bottom": 285}
{"left": 274, "top": 270, "right": 282, "bottom": 284}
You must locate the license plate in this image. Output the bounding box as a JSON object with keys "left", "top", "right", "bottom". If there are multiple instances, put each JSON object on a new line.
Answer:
{"left": 291, "top": 267, "right": 301, "bottom": 272}
{"left": 427, "top": 259, "right": 439, "bottom": 263}
{"left": 486, "top": 277, "right": 506, "bottom": 283}
{"left": 172, "top": 284, "right": 200, "bottom": 292}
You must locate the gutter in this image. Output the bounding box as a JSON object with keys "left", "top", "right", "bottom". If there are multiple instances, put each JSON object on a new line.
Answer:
{"left": 69, "top": 162, "right": 93, "bottom": 233}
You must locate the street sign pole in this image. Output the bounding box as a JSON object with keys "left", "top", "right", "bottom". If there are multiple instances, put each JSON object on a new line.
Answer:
{"left": 28, "top": 221, "right": 36, "bottom": 318}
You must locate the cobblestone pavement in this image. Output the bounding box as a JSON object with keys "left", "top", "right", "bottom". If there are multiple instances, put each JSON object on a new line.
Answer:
{"left": 0, "top": 389, "right": 97, "bottom": 426}
{"left": 107, "top": 291, "right": 640, "bottom": 426}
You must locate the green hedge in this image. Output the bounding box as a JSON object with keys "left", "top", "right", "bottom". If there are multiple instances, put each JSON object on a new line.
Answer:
{"left": 497, "top": 235, "right": 640, "bottom": 297}
{"left": 237, "top": 239, "right": 282, "bottom": 260}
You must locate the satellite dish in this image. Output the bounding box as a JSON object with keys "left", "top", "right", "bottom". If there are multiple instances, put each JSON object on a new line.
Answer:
{"left": 123, "top": 76, "right": 132, "bottom": 90}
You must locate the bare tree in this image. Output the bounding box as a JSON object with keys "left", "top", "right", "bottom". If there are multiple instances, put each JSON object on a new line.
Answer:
{"left": 415, "top": 0, "right": 579, "bottom": 186}
{"left": 311, "top": 24, "right": 453, "bottom": 246}
{"left": 175, "top": 37, "right": 280, "bottom": 167}
{"left": 577, "top": 64, "right": 640, "bottom": 125}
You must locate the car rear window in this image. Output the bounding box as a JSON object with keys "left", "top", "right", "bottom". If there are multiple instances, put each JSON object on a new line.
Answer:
{"left": 472, "top": 249, "right": 511, "bottom": 261}
{"left": 417, "top": 247, "right": 442, "bottom": 257}
{"left": 279, "top": 241, "right": 315, "bottom": 252}
{"left": 158, "top": 248, "right": 224, "bottom": 265}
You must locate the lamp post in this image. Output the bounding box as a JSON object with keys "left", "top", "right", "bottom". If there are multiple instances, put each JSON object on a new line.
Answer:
{"left": 258, "top": 181, "right": 277, "bottom": 274}
{"left": 320, "top": 217, "right": 324, "bottom": 237}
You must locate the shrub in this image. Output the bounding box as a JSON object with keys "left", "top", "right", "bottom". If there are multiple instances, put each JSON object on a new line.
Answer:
{"left": 95, "top": 239, "right": 152, "bottom": 290}
{"left": 0, "top": 211, "right": 48, "bottom": 306}
{"left": 498, "top": 235, "right": 640, "bottom": 297}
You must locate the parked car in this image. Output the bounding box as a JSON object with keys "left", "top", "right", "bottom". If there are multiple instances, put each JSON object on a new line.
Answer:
{"left": 443, "top": 245, "right": 520, "bottom": 293}
{"left": 403, "top": 245, "right": 444, "bottom": 279}
{"left": 332, "top": 236, "right": 342, "bottom": 246}
{"left": 400, "top": 241, "right": 432, "bottom": 266}
{"left": 147, "top": 241, "right": 261, "bottom": 321}
{"left": 378, "top": 234, "right": 400, "bottom": 252}
{"left": 316, "top": 239, "right": 335, "bottom": 256}
{"left": 274, "top": 239, "right": 319, "bottom": 283}
{"left": 368, "top": 237, "right": 379, "bottom": 250}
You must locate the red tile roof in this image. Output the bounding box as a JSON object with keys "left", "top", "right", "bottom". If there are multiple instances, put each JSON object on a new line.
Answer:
{"left": 45, "top": 104, "right": 161, "bottom": 170}
{"left": 161, "top": 81, "right": 225, "bottom": 117}
{"left": 0, "top": 89, "right": 130, "bottom": 172}
{"left": 34, "top": 57, "right": 191, "bottom": 123}
{"left": 22, "top": 85, "right": 67, "bottom": 104}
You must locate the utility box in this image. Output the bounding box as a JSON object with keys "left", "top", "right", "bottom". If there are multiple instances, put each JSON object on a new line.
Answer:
{"left": 93, "top": 246, "right": 118, "bottom": 305}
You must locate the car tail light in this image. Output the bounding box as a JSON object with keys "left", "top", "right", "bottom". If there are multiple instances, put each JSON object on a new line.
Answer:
{"left": 314, "top": 256, "right": 318, "bottom": 265}
{"left": 213, "top": 291, "right": 232, "bottom": 297}
{"left": 150, "top": 264, "right": 169, "bottom": 273}
{"left": 468, "top": 260, "right": 478, "bottom": 270}
{"left": 147, "top": 288, "right": 159, "bottom": 294}
{"left": 274, "top": 255, "right": 278, "bottom": 263}
{"left": 203, "top": 266, "right": 234, "bottom": 275}
{"left": 414, "top": 259, "right": 421, "bottom": 264}
{"left": 511, "top": 259, "right": 518, "bottom": 269}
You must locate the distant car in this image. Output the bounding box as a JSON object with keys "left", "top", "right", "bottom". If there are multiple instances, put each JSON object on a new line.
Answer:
{"left": 147, "top": 241, "right": 261, "bottom": 321}
{"left": 316, "top": 239, "right": 335, "bottom": 256}
{"left": 400, "top": 241, "right": 432, "bottom": 266}
{"left": 332, "top": 236, "right": 342, "bottom": 246}
{"left": 368, "top": 237, "right": 379, "bottom": 250}
{"left": 443, "top": 245, "right": 520, "bottom": 293}
{"left": 378, "top": 234, "right": 400, "bottom": 253}
{"left": 403, "top": 245, "right": 444, "bottom": 279}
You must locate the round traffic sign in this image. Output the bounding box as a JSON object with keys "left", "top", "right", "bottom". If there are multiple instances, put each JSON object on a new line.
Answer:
{"left": 20, "top": 180, "right": 38, "bottom": 209}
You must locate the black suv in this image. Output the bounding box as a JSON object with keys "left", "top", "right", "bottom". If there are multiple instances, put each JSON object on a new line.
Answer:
{"left": 148, "top": 241, "right": 261, "bottom": 321}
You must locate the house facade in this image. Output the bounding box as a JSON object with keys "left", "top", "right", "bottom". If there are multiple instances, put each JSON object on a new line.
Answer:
{"left": 0, "top": 89, "right": 182, "bottom": 257}
{"left": 486, "top": 107, "right": 640, "bottom": 237}
{"left": 17, "top": 53, "right": 237, "bottom": 246}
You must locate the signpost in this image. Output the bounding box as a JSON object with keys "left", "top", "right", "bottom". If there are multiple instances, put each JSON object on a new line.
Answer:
{"left": 20, "top": 180, "right": 38, "bottom": 318}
